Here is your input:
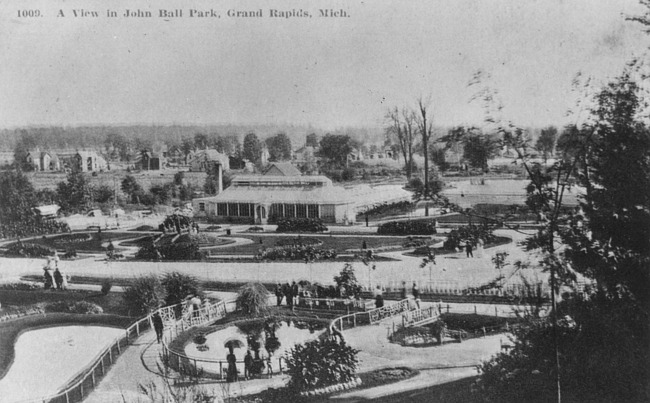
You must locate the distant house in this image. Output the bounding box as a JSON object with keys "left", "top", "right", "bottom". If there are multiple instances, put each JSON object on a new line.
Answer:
{"left": 188, "top": 149, "right": 230, "bottom": 172}
{"left": 263, "top": 162, "right": 301, "bottom": 176}
{"left": 25, "top": 149, "right": 62, "bottom": 171}
{"left": 33, "top": 204, "right": 60, "bottom": 219}
{"left": 140, "top": 151, "right": 165, "bottom": 170}
{"left": 74, "top": 150, "right": 108, "bottom": 172}
{"left": 293, "top": 146, "right": 316, "bottom": 161}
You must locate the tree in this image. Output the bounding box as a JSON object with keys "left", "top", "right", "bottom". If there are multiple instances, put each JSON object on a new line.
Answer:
{"left": 93, "top": 185, "right": 114, "bottom": 204}
{"left": 104, "top": 132, "right": 130, "bottom": 161}
{"left": 265, "top": 132, "right": 293, "bottom": 161}
{"left": 415, "top": 98, "right": 436, "bottom": 215}
{"left": 123, "top": 275, "right": 166, "bottom": 316}
{"left": 161, "top": 272, "right": 203, "bottom": 307}
{"left": 57, "top": 170, "right": 92, "bottom": 213}
{"left": 13, "top": 129, "right": 39, "bottom": 170}
{"left": 0, "top": 170, "right": 37, "bottom": 224}
{"left": 243, "top": 132, "right": 262, "bottom": 164}
{"left": 236, "top": 282, "right": 269, "bottom": 315}
{"left": 193, "top": 133, "right": 209, "bottom": 150}
{"left": 386, "top": 107, "right": 416, "bottom": 178}
{"left": 535, "top": 126, "right": 558, "bottom": 164}
{"left": 463, "top": 132, "right": 498, "bottom": 171}
{"left": 180, "top": 137, "right": 195, "bottom": 164}
{"left": 477, "top": 73, "right": 650, "bottom": 403}
{"left": 149, "top": 183, "right": 174, "bottom": 205}
{"left": 333, "top": 263, "right": 359, "bottom": 298}
{"left": 318, "top": 134, "right": 354, "bottom": 167}
{"left": 121, "top": 175, "right": 143, "bottom": 203}
{"left": 305, "top": 132, "right": 319, "bottom": 147}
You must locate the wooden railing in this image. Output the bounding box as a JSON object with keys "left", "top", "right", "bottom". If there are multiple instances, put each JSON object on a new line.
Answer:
{"left": 297, "top": 297, "right": 373, "bottom": 312}
{"left": 401, "top": 306, "right": 439, "bottom": 328}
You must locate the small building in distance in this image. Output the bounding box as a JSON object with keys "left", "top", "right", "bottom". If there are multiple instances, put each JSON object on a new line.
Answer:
{"left": 74, "top": 150, "right": 108, "bottom": 172}
{"left": 188, "top": 149, "right": 230, "bottom": 172}
{"left": 192, "top": 162, "right": 410, "bottom": 225}
{"left": 25, "top": 149, "right": 62, "bottom": 171}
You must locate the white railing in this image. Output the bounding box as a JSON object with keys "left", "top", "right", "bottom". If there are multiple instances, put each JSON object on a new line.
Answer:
{"left": 17, "top": 299, "right": 225, "bottom": 403}
{"left": 401, "top": 306, "right": 439, "bottom": 328}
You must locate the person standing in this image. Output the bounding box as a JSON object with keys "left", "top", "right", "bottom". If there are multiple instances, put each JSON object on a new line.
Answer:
{"left": 275, "top": 283, "right": 284, "bottom": 306}
{"left": 412, "top": 282, "right": 421, "bottom": 309}
{"left": 191, "top": 295, "right": 202, "bottom": 318}
{"left": 291, "top": 281, "right": 299, "bottom": 307}
{"left": 226, "top": 348, "right": 238, "bottom": 382}
{"left": 43, "top": 266, "right": 53, "bottom": 290}
{"left": 53, "top": 267, "right": 63, "bottom": 290}
{"left": 152, "top": 312, "right": 164, "bottom": 343}
{"left": 244, "top": 350, "right": 253, "bottom": 379}
{"left": 283, "top": 283, "right": 292, "bottom": 307}
{"left": 400, "top": 281, "right": 407, "bottom": 300}
{"left": 465, "top": 242, "right": 474, "bottom": 258}
{"left": 374, "top": 285, "right": 384, "bottom": 308}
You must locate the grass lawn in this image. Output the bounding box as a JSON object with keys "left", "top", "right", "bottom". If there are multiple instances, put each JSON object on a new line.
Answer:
{"left": 210, "top": 234, "right": 414, "bottom": 256}
{"left": 7, "top": 231, "right": 147, "bottom": 253}
{"left": 439, "top": 313, "right": 521, "bottom": 332}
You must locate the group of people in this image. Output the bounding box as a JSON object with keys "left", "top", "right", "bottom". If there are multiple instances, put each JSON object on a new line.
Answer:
{"left": 42, "top": 252, "right": 69, "bottom": 290}
{"left": 274, "top": 281, "right": 364, "bottom": 307}
{"left": 274, "top": 281, "right": 300, "bottom": 307}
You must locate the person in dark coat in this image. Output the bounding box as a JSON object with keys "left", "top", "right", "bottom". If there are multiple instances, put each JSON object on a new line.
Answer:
{"left": 291, "top": 281, "right": 299, "bottom": 307}
{"left": 226, "top": 348, "right": 238, "bottom": 382}
{"left": 152, "top": 312, "right": 164, "bottom": 343}
{"left": 284, "top": 282, "right": 293, "bottom": 307}
{"left": 465, "top": 242, "right": 474, "bottom": 258}
{"left": 244, "top": 350, "right": 253, "bottom": 379}
{"left": 53, "top": 268, "right": 63, "bottom": 290}
{"left": 275, "top": 283, "right": 284, "bottom": 306}
{"left": 43, "top": 267, "right": 53, "bottom": 290}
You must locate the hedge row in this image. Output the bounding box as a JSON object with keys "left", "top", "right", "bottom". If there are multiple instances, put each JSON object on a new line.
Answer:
{"left": 258, "top": 245, "right": 337, "bottom": 262}
{"left": 276, "top": 218, "right": 328, "bottom": 233}
{"left": 377, "top": 220, "right": 437, "bottom": 235}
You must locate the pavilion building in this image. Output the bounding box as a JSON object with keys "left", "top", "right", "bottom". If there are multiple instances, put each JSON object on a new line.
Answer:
{"left": 192, "top": 163, "right": 410, "bottom": 225}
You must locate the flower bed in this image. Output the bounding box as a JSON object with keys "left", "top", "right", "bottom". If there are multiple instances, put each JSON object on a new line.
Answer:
{"left": 257, "top": 245, "right": 336, "bottom": 261}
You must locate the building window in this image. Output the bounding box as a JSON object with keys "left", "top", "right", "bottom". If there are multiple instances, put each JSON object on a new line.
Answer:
{"left": 308, "top": 204, "right": 319, "bottom": 218}
{"left": 199, "top": 203, "right": 205, "bottom": 212}
{"left": 227, "top": 203, "right": 239, "bottom": 216}
{"left": 296, "top": 204, "right": 307, "bottom": 218}
{"left": 217, "top": 203, "right": 227, "bottom": 216}
{"left": 285, "top": 204, "right": 296, "bottom": 218}
{"left": 239, "top": 203, "right": 251, "bottom": 217}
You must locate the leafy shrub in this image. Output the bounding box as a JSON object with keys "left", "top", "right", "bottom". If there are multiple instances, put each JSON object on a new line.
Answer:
{"left": 160, "top": 213, "right": 194, "bottom": 233}
{"left": 406, "top": 177, "right": 423, "bottom": 190}
{"left": 247, "top": 226, "right": 264, "bottom": 232}
{"left": 134, "top": 225, "right": 156, "bottom": 231}
{"left": 204, "top": 225, "right": 222, "bottom": 232}
{"left": 193, "top": 333, "right": 207, "bottom": 345}
{"left": 123, "top": 275, "right": 166, "bottom": 316}
{"left": 285, "top": 337, "right": 359, "bottom": 392}
{"left": 101, "top": 278, "right": 113, "bottom": 295}
{"left": 51, "top": 233, "right": 91, "bottom": 245}
{"left": 443, "top": 224, "right": 495, "bottom": 250}
{"left": 276, "top": 218, "right": 328, "bottom": 233}
{"left": 236, "top": 282, "right": 269, "bottom": 316}
{"left": 0, "top": 304, "right": 46, "bottom": 322}
{"left": 377, "top": 220, "right": 437, "bottom": 235}
{"left": 258, "top": 245, "right": 336, "bottom": 262}
{"left": 333, "top": 263, "right": 360, "bottom": 298}
{"left": 402, "top": 236, "right": 431, "bottom": 248}
{"left": 46, "top": 301, "right": 104, "bottom": 314}
{"left": 161, "top": 271, "right": 202, "bottom": 307}
{"left": 5, "top": 242, "right": 55, "bottom": 257}
{"left": 135, "top": 237, "right": 205, "bottom": 261}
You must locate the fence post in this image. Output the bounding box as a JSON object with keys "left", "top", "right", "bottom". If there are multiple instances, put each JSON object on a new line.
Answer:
{"left": 80, "top": 384, "right": 84, "bottom": 399}
{"left": 65, "top": 391, "right": 70, "bottom": 403}
{"left": 91, "top": 370, "right": 96, "bottom": 387}
{"left": 116, "top": 340, "right": 121, "bottom": 354}
{"left": 137, "top": 321, "right": 140, "bottom": 336}
{"left": 353, "top": 314, "right": 357, "bottom": 327}
{"left": 474, "top": 305, "right": 477, "bottom": 315}
{"left": 495, "top": 306, "right": 498, "bottom": 317}
{"left": 109, "top": 348, "right": 113, "bottom": 364}
{"left": 447, "top": 304, "right": 450, "bottom": 313}
{"left": 125, "top": 329, "right": 129, "bottom": 345}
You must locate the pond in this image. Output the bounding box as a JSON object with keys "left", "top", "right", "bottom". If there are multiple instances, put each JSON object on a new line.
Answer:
{"left": 183, "top": 318, "right": 326, "bottom": 377}
{"left": 0, "top": 325, "right": 124, "bottom": 402}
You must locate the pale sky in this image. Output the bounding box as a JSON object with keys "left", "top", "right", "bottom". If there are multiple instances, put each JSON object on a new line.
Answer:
{"left": 0, "top": 0, "right": 647, "bottom": 130}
